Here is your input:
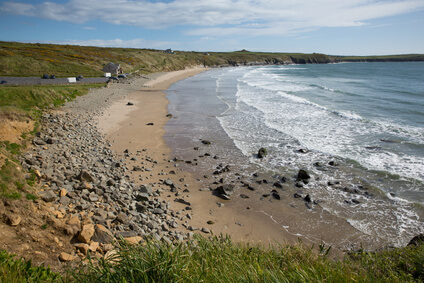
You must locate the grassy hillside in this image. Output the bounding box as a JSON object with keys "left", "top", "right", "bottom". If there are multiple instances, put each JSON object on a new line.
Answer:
{"left": 0, "top": 41, "right": 336, "bottom": 77}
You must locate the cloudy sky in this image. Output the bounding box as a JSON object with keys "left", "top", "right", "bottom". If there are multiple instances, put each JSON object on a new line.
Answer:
{"left": 1, "top": 0, "right": 423, "bottom": 55}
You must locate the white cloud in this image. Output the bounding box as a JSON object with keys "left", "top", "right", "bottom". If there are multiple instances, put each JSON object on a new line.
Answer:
{"left": 1, "top": 0, "right": 423, "bottom": 37}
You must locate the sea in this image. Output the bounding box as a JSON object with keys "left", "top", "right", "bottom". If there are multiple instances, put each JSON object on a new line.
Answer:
{"left": 165, "top": 62, "right": 424, "bottom": 249}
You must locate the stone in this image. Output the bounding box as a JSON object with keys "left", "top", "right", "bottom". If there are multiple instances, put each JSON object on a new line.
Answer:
{"left": 201, "top": 140, "right": 211, "bottom": 145}
{"left": 92, "top": 224, "right": 114, "bottom": 244}
{"left": 408, "top": 234, "right": 424, "bottom": 246}
{"left": 78, "top": 170, "right": 95, "bottom": 182}
{"left": 74, "top": 243, "right": 90, "bottom": 254}
{"left": 38, "top": 190, "right": 57, "bottom": 202}
{"left": 133, "top": 166, "right": 143, "bottom": 171}
{"left": 139, "top": 185, "right": 152, "bottom": 194}
{"left": 6, "top": 214, "right": 22, "bottom": 226}
{"left": 297, "top": 169, "right": 311, "bottom": 181}
{"left": 78, "top": 224, "right": 95, "bottom": 243}
{"left": 59, "top": 188, "right": 67, "bottom": 197}
{"left": 257, "top": 147, "right": 268, "bottom": 158}
{"left": 214, "top": 184, "right": 235, "bottom": 197}
{"left": 201, "top": 227, "right": 211, "bottom": 233}
{"left": 125, "top": 236, "right": 143, "bottom": 245}
{"left": 59, "top": 252, "right": 76, "bottom": 262}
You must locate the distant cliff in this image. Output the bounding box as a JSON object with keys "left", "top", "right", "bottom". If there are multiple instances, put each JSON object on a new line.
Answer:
{"left": 0, "top": 41, "right": 422, "bottom": 77}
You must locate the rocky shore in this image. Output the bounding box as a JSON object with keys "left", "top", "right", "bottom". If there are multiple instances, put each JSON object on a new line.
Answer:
{"left": 17, "top": 72, "right": 209, "bottom": 263}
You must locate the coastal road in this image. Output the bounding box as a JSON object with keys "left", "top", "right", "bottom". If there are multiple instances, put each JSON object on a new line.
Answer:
{"left": 0, "top": 76, "right": 109, "bottom": 86}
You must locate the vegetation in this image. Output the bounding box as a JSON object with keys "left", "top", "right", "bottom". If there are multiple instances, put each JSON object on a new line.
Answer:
{"left": 1, "top": 41, "right": 422, "bottom": 78}
{"left": 0, "top": 250, "right": 60, "bottom": 282}
{"left": 1, "top": 41, "right": 424, "bottom": 281}
{"left": 0, "top": 84, "right": 102, "bottom": 199}
{"left": 1, "top": 235, "right": 424, "bottom": 282}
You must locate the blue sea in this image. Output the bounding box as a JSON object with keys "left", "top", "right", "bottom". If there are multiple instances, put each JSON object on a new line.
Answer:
{"left": 165, "top": 62, "right": 424, "bottom": 248}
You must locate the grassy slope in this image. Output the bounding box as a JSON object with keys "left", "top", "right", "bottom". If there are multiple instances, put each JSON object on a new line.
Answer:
{"left": 1, "top": 42, "right": 423, "bottom": 78}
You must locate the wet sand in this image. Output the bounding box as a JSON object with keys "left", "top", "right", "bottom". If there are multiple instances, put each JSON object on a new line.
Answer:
{"left": 96, "top": 68, "right": 307, "bottom": 248}
{"left": 96, "top": 67, "right": 388, "bottom": 253}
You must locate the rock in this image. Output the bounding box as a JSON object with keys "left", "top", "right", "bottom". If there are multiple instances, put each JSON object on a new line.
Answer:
{"left": 214, "top": 184, "right": 235, "bottom": 197}
{"left": 74, "top": 243, "right": 90, "bottom": 254}
{"left": 297, "top": 169, "right": 311, "bottom": 181}
{"left": 201, "top": 227, "right": 211, "bottom": 234}
{"left": 304, "top": 194, "right": 312, "bottom": 203}
{"left": 201, "top": 140, "right": 211, "bottom": 145}
{"left": 115, "top": 212, "right": 129, "bottom": 224}
{"left": 127, "top": 102, "right": 134, "bottom": 106}
{"left": 78, "top": 170, "right": 95, "bottom": 182}
{"left": 293, "top": 193, "right": 302, "bottom": 198}
{"left": 408, "top": 234, "right": 424, "bottom": 246}
{"left": 78, "top": 224, "right": 95, "bottom": 243}
{"left": 5, "top": 214, "right": 22, "bottom": 226}
{"left": 133, "top": 166, "right": 143, "bottom": 171}
{"left": 59, "top": 252, "right": 76, "bottom": 262}
{"left": 38, "top": 190, "right": 57, "bottom": 202}
{"left": 125, "top": 236, "right": 143, "bottom": 245}
{"left": 273, "top": 182, "right": 283, "bottom": 189}
{"left": 257, "top": 147, "right": 268, "bottom": 158}
{"left": 92, "top": 224, "right": 114, "bottom": 244}
{"left": 239, "top": 194, "right": 250, "bottom": 199}
{"left": 175, "top": 198, "right": 191, "bottom": 206}
{"left": 146, "top": 122, "right": 154, "bottom": 126}
{"left": 139, "top": 185, "right": 152, "bottom": 194}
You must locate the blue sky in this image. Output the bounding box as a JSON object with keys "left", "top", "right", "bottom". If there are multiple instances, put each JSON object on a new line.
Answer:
{"left": 1, "top": 0, "right": 423, "bottom": 55}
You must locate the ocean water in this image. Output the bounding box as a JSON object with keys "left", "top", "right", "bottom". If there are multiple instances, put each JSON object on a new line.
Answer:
{"left": 165, "top": 62, "right": 424, "bottom": 248}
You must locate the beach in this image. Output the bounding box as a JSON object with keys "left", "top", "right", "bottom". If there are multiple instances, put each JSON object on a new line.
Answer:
{"left": 96, "top": 68, "right": 305, "bottom": 247}
{"left": 94, "top": 67, "right": 390, "bottom": 252}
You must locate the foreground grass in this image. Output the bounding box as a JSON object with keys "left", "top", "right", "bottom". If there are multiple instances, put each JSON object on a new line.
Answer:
{"left": 2, "top": 234, "right": 424, "bottom": 282}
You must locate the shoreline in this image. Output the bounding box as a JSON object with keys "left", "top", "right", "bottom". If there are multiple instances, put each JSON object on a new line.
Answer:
{"left": 96, "top": 68, "right": 307, "bottom": 247}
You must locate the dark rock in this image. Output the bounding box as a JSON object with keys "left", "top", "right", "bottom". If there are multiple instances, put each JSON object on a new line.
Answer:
{"left": 215, "top": 184, "right": 234, "bottom": 197}
{"left": 127, "top": 102, "right": 134, "bottom": 106}
{"left": 328, "top": 161, "right": 339, "bottom": 166}
{"left": 273, "top": 182, "right": 283, "bottom": 189}
{"left": 272, "top": 192, "right": 281, "bottom": 200}
{"left": 175, "top": 198, "right": 191, "bottom": 206}
{"left": 304, "top": 194, "right": 312, "bottom": 203}
{"left": 293, "top": 193, "right": 302, "bottom": 198}
{"left": 297, "top": 169, "right": 311, "bottom": 181}
{"left": 133, "top": 166, "right": 143, "bottom": 171}
{"left": 201, "top": 140, "right": 211, "bottom": 145}
{"left": 135, "top": 193, "right": 149, "bottom": 202}
{"left": 146, "top": 122, "right": 154, "bottom": 126}
{"left": 408, "top": 234, "right": 424, "bottom": 246}
{"left": 257, "top": 147, "right": 268, "bottom": 158}
{"left": 240, "top": 194, "right": 250, "bottom": 199}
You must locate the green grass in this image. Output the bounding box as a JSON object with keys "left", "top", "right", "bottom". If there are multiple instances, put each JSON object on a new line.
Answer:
{"left": 1, "top": 234, "right": 424, "bottom": 282}
{"left": 0, "top": 250, "right": 60, "bottom": 282}
{"left": 68, "top": 235, "right": 424, "bottom": 282}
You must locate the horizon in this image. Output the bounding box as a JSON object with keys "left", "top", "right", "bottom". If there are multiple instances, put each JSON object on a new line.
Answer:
{"left": 1, "top": 0, "right": 424, "bottom": 56}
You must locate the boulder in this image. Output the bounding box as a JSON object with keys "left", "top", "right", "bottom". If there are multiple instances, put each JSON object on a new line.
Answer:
{"left": 408, "top": 234, "right": 424, "bottom": 246}
{"left": 92, "top": 224, "right": 114, "bottom": 244}
{"left": 78, "top": 224, "right": 95, "bottom": 244}
{"left": 297, "top": 169, "right": 311, "bottom": 181}
{"left": 38, "top": 190, "right": 57, "bottom": 202}
{"left": 257, "top": 148, "right": 268, "bottom": 158}
{"left": 59, "top": 252, "right": 76, "bottom": 262}
{"left": 214, "top": 184, "right": 235, "bottom": 197}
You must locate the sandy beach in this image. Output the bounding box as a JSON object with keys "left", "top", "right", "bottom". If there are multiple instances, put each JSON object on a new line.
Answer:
{"left": 96, "top": 68, "right": 305, "bottom": 247}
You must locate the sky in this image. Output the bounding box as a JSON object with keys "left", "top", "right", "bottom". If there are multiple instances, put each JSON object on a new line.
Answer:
{"left": 1, "top": 0, "right": 424, "bottom": 55}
